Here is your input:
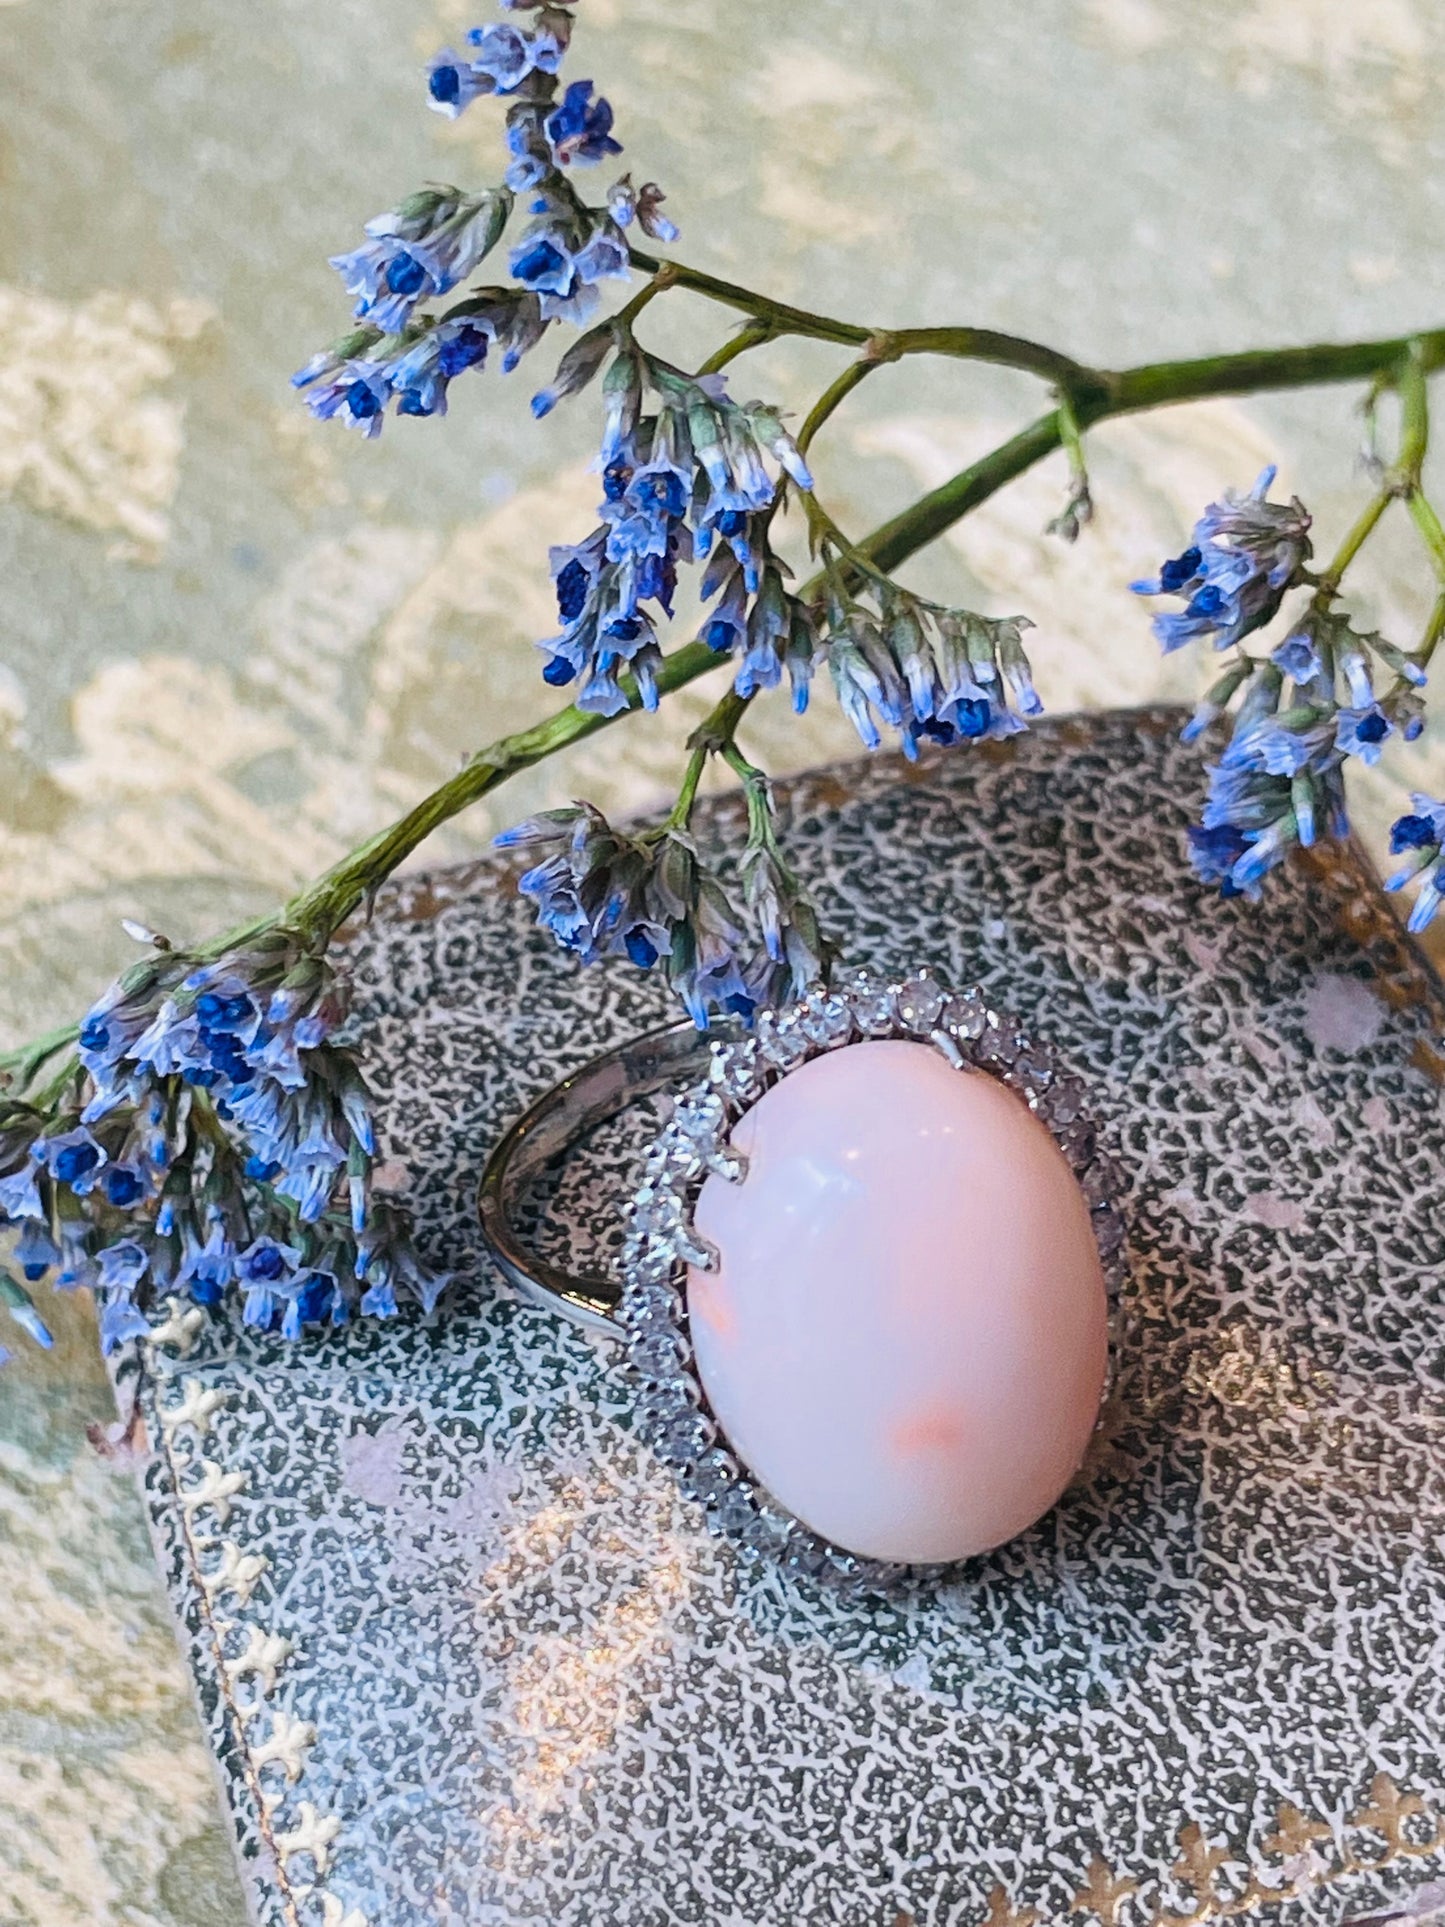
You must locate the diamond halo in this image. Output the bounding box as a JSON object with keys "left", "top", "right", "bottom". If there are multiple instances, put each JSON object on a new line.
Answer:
{"left": 618, "top": 966, "right": 1128, "bottom": 1595}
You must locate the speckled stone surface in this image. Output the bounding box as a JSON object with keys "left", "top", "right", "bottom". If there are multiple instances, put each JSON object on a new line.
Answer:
{"left": 109, "top": 712, "right": 1445, "bottom": 1927}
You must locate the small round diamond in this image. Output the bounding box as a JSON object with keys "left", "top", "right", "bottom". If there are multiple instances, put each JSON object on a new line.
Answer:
{"left": 751, "top": 1497, "right": 794, "bottom": 1551}
{"left": 781, "top": 1530, "right": 828, "bottom": 1578}
{"left": 628, "top": 1239, "right": 678, "bottom": 1286}
{"left": 756, "top": 1008, "right": 809, "bottom": 1071}
{"left": 623, "top": 1285, "right": 680, "bottom": 1335}
{"left": 1009, "top": 1053, "right": 1054, "bottom": 1097}
{"left": 797, "top": 992, "right": 853, "bottom": 1049}
{"left": 630, "top": 1182, "right": 684, "bottom": 1234}
{"left": 896, "top": 973, "right": 945, "bottom": 1033}
{"left": 655, "top": 1408, "right": 716, "bottom": 1467}
{"left": 679, "top": 1446, "right": 735, "bottom": 1505}
{"left": 637, "top": 1379, "right": 696, "bottom": 1432}
{"left": 845, "top": 970, "right": 895, "bottom": 1035}
{"left": 820, "top": 1545, "right": 866, "bottom": 1588}
{"left": 978, "top": 1022, "right": 1029, "bottom": 1074}
{"left": 674, "top": 1090, "right": 727, "bottom": 1143}
{"left": 710, "top": 1040, "right": 760, "bottom": 1106}
{"left": 629, "top": 1330, "right": 688, "bottom": 1382}
{"left": 942, "top": 988, "right": 987, "bottom": 1042}
{"left": 710, "top": 1481, "right": 758, "bottom": 1538}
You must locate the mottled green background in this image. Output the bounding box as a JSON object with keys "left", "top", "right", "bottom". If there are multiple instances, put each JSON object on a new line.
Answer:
{"left": 3, "top": 1, "right": 1445, "bottom": 1919}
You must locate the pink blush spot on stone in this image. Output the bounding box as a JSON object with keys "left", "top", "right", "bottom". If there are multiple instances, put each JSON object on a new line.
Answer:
{"left": 889, "top": 1407, "right": 970, "bottom": 1459}
{"left": 687, "top": 1039, "right": 1109, "bottom": 1566}
{"left": 688, "top": 1270, "right": 737, "bottom": 1345}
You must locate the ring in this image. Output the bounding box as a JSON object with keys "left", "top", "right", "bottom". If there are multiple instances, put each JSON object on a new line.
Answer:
{"left": 479, "top": 967, "right": 1126, "bottom": 1591}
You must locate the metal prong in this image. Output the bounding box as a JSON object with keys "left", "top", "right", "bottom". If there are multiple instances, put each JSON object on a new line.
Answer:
{"left": 707, "top": 1144, "right": 749, "bottom": 1184}
{"left": 929, "top": 1027, "right": 964, "bottom": 1070}
{"left": 673, "top": 1226, "right": 721, "bottom": 1271}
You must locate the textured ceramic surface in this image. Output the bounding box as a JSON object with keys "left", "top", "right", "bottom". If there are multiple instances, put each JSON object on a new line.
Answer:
{"left": 687, "top": 1039, "right": 1110, "bottom": 1564}
{"left": 107, "top": 711, "right": 1445, "bottom": 1927}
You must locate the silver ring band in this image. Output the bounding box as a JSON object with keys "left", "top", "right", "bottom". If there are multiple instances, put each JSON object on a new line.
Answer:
{"left": 477, "top": 1018, "right": 736, "bottom": 1335}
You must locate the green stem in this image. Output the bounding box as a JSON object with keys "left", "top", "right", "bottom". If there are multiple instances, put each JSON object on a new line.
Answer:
{"left": 1418, "top": 592, "right": 1445, "bottom": 669}
{"left": 1056, "top": 389, "right": 1088, "bottom": 477}
{"left": 659, "top": 742, "right": 710, "bottom": 832}
{"left": 697, "top": 322, "right": 774, "bottom": 376}
{"left": 613, "top": 271, "right": 673, "bottom": 331}
{"left": 686, "top": 684, "right": 751, "bottom": 756}
{"left": 626, "top": 247, "right": 1099, "bottom": 390}
{"left": 628, "top": 250, "right": 1445, "bottom": 407}
{"left": 1106, "top": 331, "right": 1445, "bottom": 410}
{"left": 274, "top": 331, "right": 1445, "bottom": 938}
{"left": 20, "top": 316, "right": 1445, "bottom": 1073}
{"left": 1408, "top": 489, "right": 1445, "bottom": 581}
{"left": 797, "top": 358, "right": 879, "bottom": 455}
{"left": 1315, "top": 489, "right": 1394, "bottom": 598}
{"left": 658, "top": 685, "right": 754, "bottom": 832}
{"left": 719, "top": 740, "right": 772, "bottom": 842}
{"left": 1396, "top": 339, "right": 1430, "bottom": 483}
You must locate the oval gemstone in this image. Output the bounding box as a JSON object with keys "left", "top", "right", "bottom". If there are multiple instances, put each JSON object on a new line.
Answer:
{"left": 687, "top": 1039, "right": 1108, "bottom": 1565}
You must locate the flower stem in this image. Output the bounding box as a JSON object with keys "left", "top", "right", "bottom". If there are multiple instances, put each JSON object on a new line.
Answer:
{"left": 1408, "top": 490, "right": 1445, "bottom": 582}
{"left": 266, "top": 330, "right": 1445, "bottom": 938}
{"left": 804, "top": 491, "right": 908, "bottom": 599}
{"left": 654, "top": 684, "right": 757, "bottom": 834}
{"left": 697, "top": 322, "right": 775, "bottom": 376}
{"left": 626, "top": 246, "right": 1102, "bottom": 390}
{"left": 797, "top": 358, "right": 879, "bottom": 455}
{"left": 1314, "top": 489, "right": 1394, "bottom": 599}
{"left": 613, "top": 271, "right": 673, "bottom": 331}
{"left": 1384, "top": 343, "right": 1445, "bottom": 587}
{"left": 1395, "top": 339, "right": 1430, "bottom": 483}
{"left": 1418, "top": 593, "right": 1445, "bottom": 670}
{"left": 719, "top": 740, "right": 772, "bottom": 842}
{"left": 18, "top": 315, "right": 1445, "bottom": 1064}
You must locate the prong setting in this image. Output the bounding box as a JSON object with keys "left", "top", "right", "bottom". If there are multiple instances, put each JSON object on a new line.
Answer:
{"left": 618, "top": 967, "right": 1128, "bottom": 1595}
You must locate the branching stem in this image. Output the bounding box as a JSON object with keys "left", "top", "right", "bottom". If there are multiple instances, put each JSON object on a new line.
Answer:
{"left": 15, "top": 280, "right": 1445, "bottom": 1070}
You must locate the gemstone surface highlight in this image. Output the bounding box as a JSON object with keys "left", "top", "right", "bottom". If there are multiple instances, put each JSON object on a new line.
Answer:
{"left": 687, "top": 1039, "right": 1108, "bottom": 1564}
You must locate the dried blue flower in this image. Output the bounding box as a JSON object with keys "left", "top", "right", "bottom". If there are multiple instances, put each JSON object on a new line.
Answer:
{"left": 606, "top": 174, "right": 679, "bottom": 243}
{"left": 428, "top": 12, "right": 572, "bottom": 117}
{"left": 1176, "top": 587, "right": 1431, "bottom": 898}
{"left": 1134, "top": 467, "right": 1312, "bottom": 653}
{"left": 0, "top": 1160, "right": 44, "bottom": 1222}
{"left": 1335, "top": 702, "right": 1395, "bottom": 763}
{"left": 427, "top": 47, "right": 495, "bottom": 116}
{"left": 508, "top": 185, "right": 631, "bottom": 323}
{"left": 32, "top": 1126, "right": 108, "bottom": 1195}
{"left": 1270, "top": 629, "right": 1325, "bottom": 687}
{"left": 545, "top": 79, "right": 621, "bottom": 165}
{"left": 293, "top": 293, "right": 546, "bottom": 434}
{"left": 1180, "top": 659, "right": 1257, "bottom": 745}
{"left": 497, "top": 802, "right": 827, "bottom": 1025}
{"left": 535, "top": 354, "right": 812, "bottom": 714}
{"left": 13, "top": 1220, "right": 61, "bottom": 1281}
{"left": 0, "top": 925, "right": 447, "bottom": 1360}
{"left": 330, "top": 189, "right": 511, "bottom": 335}
{"left": 821, "top": 594, "right": 1040, "bottom": 758}
{"left": 530, "top": 319, "right": 614, "bottom": 418}
{"left": 739, "top": 811, "right": 833, "bottom": 1008}
{"left": 1387, "top": 794, "right": 1445, "bottom": 931}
